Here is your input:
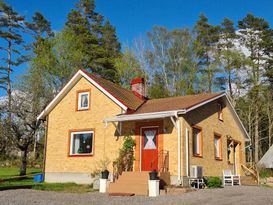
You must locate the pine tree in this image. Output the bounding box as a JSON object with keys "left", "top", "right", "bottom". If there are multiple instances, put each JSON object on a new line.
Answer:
{"left": 0, "top": 1, "right": 26, "bottom": 122}
{"left": 238, "top": 14, "right": 273, "bottom": 162}
{"left": 218, "top": 18, "right": 245, "bottom": 100}
{"left": 65, "top": 0, "right": 121, "bottom": 82}
{"left": 194, "top": 14, "right": 222, "bottom": 93}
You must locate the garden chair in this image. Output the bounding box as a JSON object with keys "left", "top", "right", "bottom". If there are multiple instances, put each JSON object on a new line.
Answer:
{"left": 222, "top": 170, "right": 240, "bottom": 186}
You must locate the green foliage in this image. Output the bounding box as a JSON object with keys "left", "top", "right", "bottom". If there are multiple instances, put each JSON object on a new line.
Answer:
{"left": 207, "top": 177, "right": 222, "bottom": 188}
{"left": 115, "top": 46, "right": 145, "bottom": 89}
{"left": 114, "top": 136, "right": 136, "bottom": 174}
{"left": 259, "top": 168, "right": 272, "bottom": 179}
{"left": 91, "top": 157, "right": 111, "bottom": 177}
{"left": 65, "top": 0, "right": 121, "bottom": 82}
{"left": 194, "top": 14, "right": 222, "bottom": 93}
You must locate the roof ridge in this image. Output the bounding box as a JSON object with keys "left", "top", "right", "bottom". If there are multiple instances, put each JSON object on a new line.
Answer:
{"left": 146, "top": 92, "right": 225, "bottom": 101}
{"left": 81, "top": 69, "right": 136, "bottom": 95}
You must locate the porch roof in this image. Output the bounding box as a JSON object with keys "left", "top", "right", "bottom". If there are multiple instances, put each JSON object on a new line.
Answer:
{"left": 104, "top": 111, "right": 180, "bottom": 122}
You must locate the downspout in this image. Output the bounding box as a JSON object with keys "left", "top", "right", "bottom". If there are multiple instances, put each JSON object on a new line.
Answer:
{"left": 176, "top": 113, "right": 182, "bottom": 184}
{"left": 186, "top": 127, "right": 189, "bottom": 177}
{"left": 42, "top": 116, "right": 49, "bottom": 180}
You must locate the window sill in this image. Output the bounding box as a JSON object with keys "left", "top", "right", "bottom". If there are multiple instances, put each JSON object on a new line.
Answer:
{"left": 193, "top": 154, "right": 203, "bottom": 158}
{"left": 76, "top": 108, "right": 89, "bottom": 111}
{"left": 68, "top": 154, "right": 93, "bottom": 157}
{"left": 215, "top": 158, "right": 223, "bottom": 161}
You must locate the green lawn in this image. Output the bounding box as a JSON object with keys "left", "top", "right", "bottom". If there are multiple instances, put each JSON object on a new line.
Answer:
{"left": 0, "top": 167, "right": 95, "bottom": 193}
{"left": 0, "top": 167, "right": 41, "bottom": 179}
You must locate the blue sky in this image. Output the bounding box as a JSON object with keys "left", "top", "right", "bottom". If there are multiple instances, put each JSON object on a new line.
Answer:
{"left": 1, "top": 0, "right": 273, "bottom": 96}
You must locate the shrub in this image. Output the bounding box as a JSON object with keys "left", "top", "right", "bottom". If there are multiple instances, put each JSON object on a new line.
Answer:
{"left": 207, "top": 177, "right": 222, "bottom": 188}
{"left": 259, "top": 168, "right": 272, "bottom": 179}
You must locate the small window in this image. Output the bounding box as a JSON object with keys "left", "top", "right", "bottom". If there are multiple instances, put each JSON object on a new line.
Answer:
{"left": 227, "top": 139, "right": 234, "bottom": 164}
{"left": 70, "top": 131, "right": 94, "bottom": 156}
{"left": 77, "top": 91, "right": 90, "bottom": 110}
{"left": 214, "top": 134, "right": 222, "bottom": 160}
{"left": 193, "top": 127, "right": 202, "bottom": 157}
{"left": 218, "top": 103, "right": 223, "bottom": 121}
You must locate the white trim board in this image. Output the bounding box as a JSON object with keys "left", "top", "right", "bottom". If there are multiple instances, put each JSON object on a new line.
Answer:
{"left": 37, "top": 70, "right": 128, "bottom": 120}
{"left": 104, "top": 93, "right": 250, "bottom": 141}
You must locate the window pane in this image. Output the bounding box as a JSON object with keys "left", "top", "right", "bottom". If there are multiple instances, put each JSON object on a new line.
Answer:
{"left": 144, "top": 130, "right": 156, "bottom": 150}
{"left": 214, "top": 137, "right": 220, "bottom": 158}
{"left": 72, "top": 132, "right": 93, "bottom": 154}
{"left": 81, "top": 94, "right": 88, "bottom": 108}
{"left": 193, "top": 128, "right": 201, "bottom": 155}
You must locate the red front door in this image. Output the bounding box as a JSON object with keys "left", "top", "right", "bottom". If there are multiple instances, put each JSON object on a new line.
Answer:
{"left": 141, "top": 127, "right": 158, "bottom": 171}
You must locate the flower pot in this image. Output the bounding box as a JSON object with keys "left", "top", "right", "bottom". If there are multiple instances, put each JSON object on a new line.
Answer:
{"left": 149, "top": 170, "right": 158, "bottom": 180}
{"left": 101, "top": 170, "right": 109, "bottom": 179}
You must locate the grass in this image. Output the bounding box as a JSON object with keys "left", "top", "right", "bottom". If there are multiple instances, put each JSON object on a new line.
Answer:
{"left": 0, "top": 167, "right": 41, "bottom": 179}
{"left": 0, "top": 167, "right": 95, "bottom": 193}
{"left": 33, "top": 183, "right": 94, "bottom": 193}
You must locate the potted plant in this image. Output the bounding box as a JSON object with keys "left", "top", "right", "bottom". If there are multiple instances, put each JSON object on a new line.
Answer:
{"left": 101, "top": 169, "right": 109, "bottom": 179}
{"left": 149, "top": 169, "right": 158, "bottom": 180}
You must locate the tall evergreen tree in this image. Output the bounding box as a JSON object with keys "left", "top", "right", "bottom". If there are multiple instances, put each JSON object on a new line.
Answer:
{"left": 218, "top": 18, "right": 246, "bottom": 100}
{"left": 65, "top": 0, "right": 121, "bottom": 82}
{"left": 194, "top": 14, "right": 222, "bottom": 93}
{"left": 238, "top": 14, "right": 273, "bottom": 162}
{"left": 0, "top": 1, "right": 26, "bottom": 122}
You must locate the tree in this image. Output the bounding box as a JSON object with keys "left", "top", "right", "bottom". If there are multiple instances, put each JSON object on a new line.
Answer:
{"left": 0, "top": 1, "right": 26, "bottom": 122}
{"left": 218, "top": 18, "right": 243, "bottom": 99}
{"left": 238, "top": 14, "right": 273, "bottom": 162}
{"left": 4, "top": 91, "right": 42, "bottom": 175}
{"left": 146, "top": 26, "right": 198, "bottom": 96}
{"left": 115, "top": 46, "right": 145, "bottom": 89}
{"left": 194, "top": 14, "right": 222, "bottom": 93}
{"left": 65, "top": 0, "right": 121, "bottom": 82}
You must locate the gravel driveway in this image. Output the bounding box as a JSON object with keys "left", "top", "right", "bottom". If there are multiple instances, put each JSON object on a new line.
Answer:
{"left": 1, "top": 186, "right": 273, "bottom": 205}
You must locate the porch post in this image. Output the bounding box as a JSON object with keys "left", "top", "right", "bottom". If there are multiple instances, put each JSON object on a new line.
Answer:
{"left": 177, "top": 117, "right": 181, "bottom": 183}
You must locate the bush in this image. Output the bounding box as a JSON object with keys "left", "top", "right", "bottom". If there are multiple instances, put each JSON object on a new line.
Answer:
{"left": 259, "top": 168, "right": 272, "bottom": 179}
{"left": 207, "top": 177, "right": 222, "bottom": 188}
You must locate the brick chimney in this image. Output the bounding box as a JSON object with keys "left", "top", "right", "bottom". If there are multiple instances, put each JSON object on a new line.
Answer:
{"left": 131, "top": 77, "right": 145, "bottom": 100}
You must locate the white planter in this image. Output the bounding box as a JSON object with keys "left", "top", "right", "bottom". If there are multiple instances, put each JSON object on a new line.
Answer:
{"left": 148, "top": 180, "right": 160, "bottom": 197}
{"left": 99, "top": 178, "right": 108, "bottom": 193}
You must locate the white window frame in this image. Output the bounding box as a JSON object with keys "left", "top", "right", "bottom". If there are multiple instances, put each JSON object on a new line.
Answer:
{"left": 193, "top": 127, "right": 202, "bottom": 156}
{"left": 78, "top": 92, "right": 90, "bottom": 110}
{"left": 214, "top": 135, "right": 222, "bottom": 160}
{"left": 218, "top": 103, "right": 223, "bottom": 121}
{"left": 70, "top": 130, "right": 94, "bottom": 155}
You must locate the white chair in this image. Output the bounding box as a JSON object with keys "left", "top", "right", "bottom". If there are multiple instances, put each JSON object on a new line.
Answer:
{"left": 223, "top": 170, "right": 240, "bottom": 186}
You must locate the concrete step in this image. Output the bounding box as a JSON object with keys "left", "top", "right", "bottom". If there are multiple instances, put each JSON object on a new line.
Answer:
{"left": 108, "top": 171, "right": 149, "bottom": 196}
{"left": 108, "top": 183, "right": 148, "bottom": 196}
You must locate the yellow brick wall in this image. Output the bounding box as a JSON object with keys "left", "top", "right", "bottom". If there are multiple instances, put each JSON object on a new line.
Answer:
{"left": 162, "top": 118, "right": 178, "bottom": 176}
{"left": 182, "top": 100, "right": 246, "bottom": 177}
{"left": 45, "top": 76, "right": 246, "bottom": 178}
{"left": 45, "top": 77, "right": 125, "bottom": 174}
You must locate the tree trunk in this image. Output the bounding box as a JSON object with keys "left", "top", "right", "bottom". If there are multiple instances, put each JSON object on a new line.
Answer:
{"left": 228, "top": 66, "right": 233, "bottom": 99}
{"left": 20, "top": 148, "right": 28, "bottom": 176}
{"left": 254, "top": 103, "right": 259, "bottom": 163}
{"left": 7, "top": 39, "right": 12, "bottom": 124}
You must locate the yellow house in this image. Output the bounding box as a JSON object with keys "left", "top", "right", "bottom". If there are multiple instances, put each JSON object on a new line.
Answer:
{"left": 38, "top": 69, "right": 250, "bottom": 189}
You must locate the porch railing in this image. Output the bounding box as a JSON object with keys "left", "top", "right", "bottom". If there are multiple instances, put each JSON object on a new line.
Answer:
{"left": 241, "top": 163, "right": 259, "bottom": 184}
{"left": 151, "top": 150, "right": 169, "bottom": 172}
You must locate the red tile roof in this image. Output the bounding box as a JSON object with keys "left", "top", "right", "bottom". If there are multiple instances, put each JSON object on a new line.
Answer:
{"left": 82, "top": 70, "right": 145, "bottom": 110}
{"left": 82, "top": 70, "right": 224, "bottom": 113}
{"left": 133, "top": 92, "right": 225, "bottom": 114}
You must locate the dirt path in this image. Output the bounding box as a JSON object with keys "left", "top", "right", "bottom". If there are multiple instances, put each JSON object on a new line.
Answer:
{"left": 1, "top": 186, "right": 273, "bottom": 205}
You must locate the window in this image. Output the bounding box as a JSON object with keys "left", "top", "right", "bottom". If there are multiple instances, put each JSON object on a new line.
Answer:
{"left": 69, "top": 130, "right": 94, "bottom": 156}
{"left": 218, "top": 103, "right": 223, "bottom": 121}
{"left": 214, "top": 134, "right": 222, "bottom": 160}
{"left": 77, "top": 91, "right": 90, "bottom": 110}
{"left": 193, "top": 127, "right": 202, "bottom": 157}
